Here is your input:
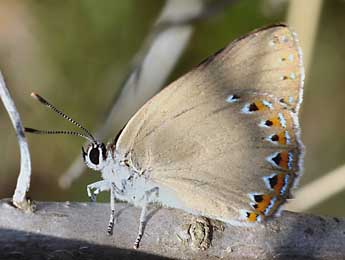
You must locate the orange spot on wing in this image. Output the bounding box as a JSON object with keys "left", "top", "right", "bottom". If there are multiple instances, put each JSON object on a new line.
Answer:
{"left": 269, "top": 117, "right": 281, "bottom": 127}
{"left": 276, "top": 131, "right": 288, "bottom": 145}
{"left": 273, "top": 174, "right": 287, "bottom": 195}
{"left": 246, "top": 212, "right": 261, "bottom": 222}
{"left": 254, "top": 101, "right": 271, "bottom": 111}
{"left": 264, "top": 111, "right": 295, "bottom": 129}
{"left": 253, "top": 194, "right": 285, "bottom": 217}
{"left": 264, "top": 173, "right": 294, "bottom": 197}
{"left": 252, "top": 194, "right": 274, "bottom": 213}
{"left": 279, "top": 151, "right": 290, "bottom": 169}
{"left": 270, "top": 151, "right": 292, "bottom": 170}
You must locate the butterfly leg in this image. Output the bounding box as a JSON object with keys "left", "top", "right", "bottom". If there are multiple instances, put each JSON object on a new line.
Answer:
{"left": 107, "top": 183, "right": 117, "bottom": 236}
{"left": 133, "top": 187, "right": 159, "bottom": 249}
{"left": 86, "top": 180, "right": 111, "bottom": 202}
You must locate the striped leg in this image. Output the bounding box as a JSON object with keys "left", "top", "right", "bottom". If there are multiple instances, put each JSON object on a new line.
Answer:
{"left": 133, "top": 187, "right": 159, "bottom": 249}
{"left": 107, "top": 183, "right": 116, "bottom": 236}
{"left": 133, "top": 203, "right": 148, "bottom": 249}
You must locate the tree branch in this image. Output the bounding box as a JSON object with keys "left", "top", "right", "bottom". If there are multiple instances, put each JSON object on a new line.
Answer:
{"left": 0, "top": 200, "right": 344, "bottom": 259}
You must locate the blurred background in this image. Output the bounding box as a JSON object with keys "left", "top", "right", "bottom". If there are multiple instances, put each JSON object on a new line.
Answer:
{"left": 0, "top": 0, "right": 344, "bottom": 217}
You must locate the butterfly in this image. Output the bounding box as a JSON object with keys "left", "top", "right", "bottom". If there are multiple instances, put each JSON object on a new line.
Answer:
{"left": 26, "top": 24, "right": 304, "bottom": 249}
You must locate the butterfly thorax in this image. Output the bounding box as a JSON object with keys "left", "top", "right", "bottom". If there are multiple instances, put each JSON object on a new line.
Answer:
{"left": 97, "top": 146, "right": 158, "bottom": 207}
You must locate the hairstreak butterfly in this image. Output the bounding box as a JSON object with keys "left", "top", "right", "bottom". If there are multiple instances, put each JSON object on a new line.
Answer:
{"left": 26, "top": 24, "right": 304, "bottom": 249}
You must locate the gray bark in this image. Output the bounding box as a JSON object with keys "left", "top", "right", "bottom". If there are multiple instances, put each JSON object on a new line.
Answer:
{"left": 0, "top": 199, "right": 344, "bottom": 259}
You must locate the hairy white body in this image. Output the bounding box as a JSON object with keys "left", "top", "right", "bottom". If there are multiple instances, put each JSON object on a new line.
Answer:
{"left": 86, "top": 147, "right": 199, "bottom": 248}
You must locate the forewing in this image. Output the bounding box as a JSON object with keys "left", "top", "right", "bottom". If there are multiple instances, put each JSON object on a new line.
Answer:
{"left": 116, "top": 25, "right": 304, "bottom": 223}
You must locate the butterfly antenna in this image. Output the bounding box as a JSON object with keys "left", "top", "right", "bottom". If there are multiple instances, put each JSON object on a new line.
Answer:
{"left": 25, "top": 128, "right": 95, "bottom": 142}
{"left": 29, "top": 92, "right": 96, "bottom": 142}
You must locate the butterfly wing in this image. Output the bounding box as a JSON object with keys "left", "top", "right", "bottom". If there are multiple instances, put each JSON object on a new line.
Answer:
{"left": 116, "top": 24, "right": 304, "bottom": 223}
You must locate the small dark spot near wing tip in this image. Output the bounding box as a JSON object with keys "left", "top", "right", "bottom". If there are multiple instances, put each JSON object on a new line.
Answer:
{"left": 272, "top": 153, "right": 282, "bottom": 165}
{"left": 269, "top": 175, "right": 278, "bottom": 187}
{"left": 265, "top": 120, "right": 273, "bottom": 126}
{"left": 249, "top": 103, "right": 259, "bottom": 112}
{"left": 253, "top": 194, "right": 263, "bottom": 202}
{"left": 271, "top": 135, "right": 279, "bottom": 141}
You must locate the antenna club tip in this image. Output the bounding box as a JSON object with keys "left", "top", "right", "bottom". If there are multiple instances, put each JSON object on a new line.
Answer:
{"left": 30, "top": 92, "right": 47, "bottom": 104}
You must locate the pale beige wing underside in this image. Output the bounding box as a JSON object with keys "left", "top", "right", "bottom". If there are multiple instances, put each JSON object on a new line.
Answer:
{"left": 116, "top": 25, "right": 304, "bottom": 222}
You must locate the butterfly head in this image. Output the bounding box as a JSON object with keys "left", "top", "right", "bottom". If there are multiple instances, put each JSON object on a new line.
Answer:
{"left": 82, "top": 142, "right": 108, "bottom": 171}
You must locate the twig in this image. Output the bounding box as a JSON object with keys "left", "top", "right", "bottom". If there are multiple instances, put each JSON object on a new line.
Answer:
{"left": 0, "top": 200, "right": 344, "bottom": 259}
{"left": 156, "top": 0, "right": 239, "bottom": 29}
{"left": 287, "top": 0, "right": 323, "bottom": 76}
{"left": 286, "top": 0, "right": 329, "bottom": 211}
{"left": 59, "top": 0, "right": 238, "bottom": 189}
{"left": 286, "top": 164, "right": 345, "bottom": 212}
{"left": 0, "top": 71, "right": 32, "bottom": 211}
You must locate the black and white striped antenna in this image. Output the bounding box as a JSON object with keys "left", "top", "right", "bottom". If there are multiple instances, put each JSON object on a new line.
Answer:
{"left": 25, "top": 92, "right": 96, "bottom": 143}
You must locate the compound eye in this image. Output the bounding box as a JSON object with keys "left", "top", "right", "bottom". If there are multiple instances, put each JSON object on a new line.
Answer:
{"left": 89, "top": 147, "right": 100, "bottom": 165}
